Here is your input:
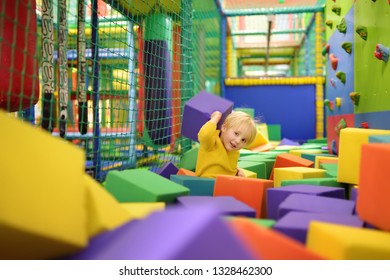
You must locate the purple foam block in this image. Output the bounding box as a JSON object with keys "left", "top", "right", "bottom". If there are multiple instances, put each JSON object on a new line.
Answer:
{"left": 266, "top": 184, "right": 345, "bottom": 220}
{"left": 273, "top": 211, "right": 364, "bottom": 244}
{"left": 350, "top": 187, "right": 358, "bottom": 201}
{"left": 181, "top": 91, "right": 233, "bottom": 142}
{"left": 278, "top": 138, "right": 301, "bottom": 146}
{"left": 278, "top": 193, "right": 355, "bottom": 219}
{"left": 157, "top": 162, "right": 179, "bottom": 179}
{"left": 68, "top": 204, "right": 254, "bottom": 260}
{"left": 177, "top": 196, "right": 256, "bottom": 218}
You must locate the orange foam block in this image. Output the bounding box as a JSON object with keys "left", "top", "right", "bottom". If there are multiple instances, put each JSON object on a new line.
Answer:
{"left": 228, "top": 218, "right": 324, "bottom": 260}
{"left": 270, "top": 153, "right": 314, "bottom": 180}
{"left": 214, "top": 175, "right": 273, "bottom": 218}
{"left": 356, "top": 144, "right": 390, "bottom": 231}
{"left": 177, "top": 168, "right": 196, "bottom": 176}
{"left": 315, "top": 156, "right": 338, "bottom": 169}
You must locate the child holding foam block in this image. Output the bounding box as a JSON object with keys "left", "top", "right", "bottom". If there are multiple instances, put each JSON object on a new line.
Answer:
{"left": 195, "top": 110, "right": 257, "bottom": 178}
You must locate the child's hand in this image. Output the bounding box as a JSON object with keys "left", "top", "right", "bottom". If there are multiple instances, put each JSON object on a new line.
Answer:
{"left": 236, "top": 168, "right": 245, "bottom": 177}
{"left": 210, "top": 111, "right": 222, "bottom": 124}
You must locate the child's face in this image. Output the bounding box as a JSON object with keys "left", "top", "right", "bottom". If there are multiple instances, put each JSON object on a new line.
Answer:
{"left": 220, "top": 124, "right": 249, "bottom": 151}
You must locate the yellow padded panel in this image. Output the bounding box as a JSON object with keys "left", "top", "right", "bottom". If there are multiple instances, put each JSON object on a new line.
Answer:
{"left": 85, "top": 174, "right": 131, "bottom": 237}
{"left": 246, "top": 128, "right": 269, "bottom": 149}
{"left": 121, "top": 202, "right": 165, "bottom": 219}
{"left": 274, "top": 167, "right": 326, "bottom": 187}
{"left": 0, "top": 111, "right": 87, "bottom": 259}
{"left": 242, "top": 169, "right": 257, "bottom": 178}
{"left": 338, "top": 128, "right": 390, "bottom": 184}
{"left": 307, "top": 221, "right": 390, "bottom": 260}
{"left": 315, "top": 156, "right": 338, "bottom": 168}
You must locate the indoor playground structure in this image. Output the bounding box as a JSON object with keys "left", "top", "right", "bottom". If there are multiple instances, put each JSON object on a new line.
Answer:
{"left": 1, "top": 0, "right": 390, "bottom": 261}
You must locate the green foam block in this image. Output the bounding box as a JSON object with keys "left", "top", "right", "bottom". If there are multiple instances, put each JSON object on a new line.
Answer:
{"left": 105, "top": 169, "right": 189, "bottom": 203}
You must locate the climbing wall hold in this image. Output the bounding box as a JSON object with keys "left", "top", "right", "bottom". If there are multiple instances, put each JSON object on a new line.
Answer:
{"left": 329, "top": 53, "right": 338, "bottom": 70}
{"left": 336, "top": 18, "right": 346, "bottom": 34}
{"left": 341, "top": 42, "right": 352, "bottom": 54}
{"left": 331, "top": 5, "right": 341, "bottom": 16}
{"left": 334, "top": 118, "right": 347, "bottom": 136}
{"left": 349, "top": 92, "right": 360, "bottom": 106}
{"left": 324, "top": 99, "right": 334, "bottom": 111}
{"left": 335, "top": 97, "right": 342, "bottom": 107}
{"left": 356, "top": 25, "right": 368, "bottom": 40}
{"left": 330, "top": 78, "right": 336, "bottom": 88}
{"left": 360, "top": 122, "right": 369, "bottom": 129}
{"left": 326, "top": 20, "right": 333, "bottom": 29}
{"left": 322, "top": 44, "right": 330, "bottom": 56}
{"left": 331, "top": 139, "right": 338, "bottom": 155}
{"left": 336, "top": 71, "right": 346, "bottom": 84}
{"left": 374, "top": 44, "right": 390, "bottom": 62}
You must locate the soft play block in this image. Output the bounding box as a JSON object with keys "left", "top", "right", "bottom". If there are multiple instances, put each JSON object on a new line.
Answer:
{"left": 315, "top": 155, "right": 338, "bottom": 168}
{"left": 105, "top": 169, "right": 189, "bottom": 203}
{"left": 273, "top": 211, "right": 363, "bottom": 244}
{"left": 289, "top": 149, "right": 325, "bottom": 157}
{"left": 0, "top": 111, "right": 87, "bottom": 259}
{"left": 214, "top": 175, "right": 273, "bottom": 218}
{"left": 238, "top": 161, "right": 266, "bottom": 179}
{"left": 234, "top": 107, "right": 254, "bottom": 118}
{"left": 280, "top": 177, "right": 347, "bottom": 188}
{"left": 266, "top": 184, "right": 345, "bottom": 220}
{"left": 338, "top": 128, "right": 390, "bottom": 185}
{"left": 278, "top": 194, "right": 355, "bottom": 219}
{"left": 157, "top": 162, "right": 179, "bottom": 179}
{"left": 177, "top": 196, "right": 256, "bottom": 218}
{"left": 250, "top": 142, "right": 275, "bottom": 152}
{"left": 228, "top": 217, "right": 324, "bottom": 260}
{"left": 85, "top": 174, "right": 131, "bottom": 237}
{"left": 270, "top": 153, "right": 314, "bottom": 180}
{"left": 307, "top": 221, "right": 390, "bottom": 260}
{"left": 368, "top": 135, "right": 390, "bottom": 143}
{"left": 320, "top": 163, "right": 338, "bottom": 178}
{"left": 357, "top": 144, "right": 390, "bottom": 231}
{"left": 170, "top": 175, "right": 215, "bottom": 196}
{"left": 120, "top": 202, "right": 165, "bottom": 219}
{"left": 177, "top": 168, "right": 196, "bottom": 176}
{"left": 226, "top": 216, "right": 276, "bottom": 228}
{"left": 350, "top": 187, "right": 358, "bottom": 202}
{"left": 239, "top": 155, "right": 275, "bottom": 179}
{"left": 246, "top": 126, "right": 268, "bottom": 150}
{"left": 267, "top": 124, "right": 281, "bottom": 141}
{"left": 242, "top": 169, "right": 257, "bottom": 178}
{"left": 70, "top": 205, "right": 254, "bottom": 260}
{"left": 179, "top": 145, "right": 198, "bottom": 171}
{"left": 181, "top": 91, "right": 233, "bottom": 142}
{"left": 274, "top": 167, "right": 326, "bottom": 187}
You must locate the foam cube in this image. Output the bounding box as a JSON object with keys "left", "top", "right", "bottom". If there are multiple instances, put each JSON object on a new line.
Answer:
{"left": 179, "top": 145, "right": 198, "bottom": 171}
{"left": 177, "top": 168, "right": 196, "bottom": 176}
{"left": 278, "top": 194, "right": 355, "bottom": 219}
{"left": 177, "top": 196, "right": 256, "bottom": 217}
{"left": 228, "top": 217, "right": 324, "bottom": 260}
{"left": 181, "top": 91, "right": 233, "bottom": 142}
{"left": 105, "top": 169, "right": 189, "bottom": 203}
{"left": 315, "top": 155, "right": 338, "bottom": 168}
{"left": 120, "top": 202, "right": 165, "bottom": 219}
{"left": 369, "top": 135, "right": 390, "bottom": 143}
{"left": 70, "top": 205, "right": 254, "bottom": 260}
{"left": 266, "top": 184, "right": 345, "bottom": 220}
{"left": 270, "top": 153, "right": 314, "bottom": 180}
{"left": 307, "top": 222, "right": 390, "bottom": 260}
{"left": 274, "top": 167, "right": 325, "bottom": 187}
{"left": 170, "top": 175, "right": 215, "bottom": 196}
{"left": 85, "top": 174, "right": 131, "bottom": 237}
{"left": 214, "top": 175, "right": 273, "bottom": 218}
{"left": 242, "top": 169, "right": 257, "bottom": 178}
{"left": 338, "top": 128, "right": 390, "bottom": 184}
{"left": 239, "top": 155, "right": 275, "bottom": 179}
{"left": 0, "top": 111, "right": 87, "bottom": 259}
{"left": 273, "top": 211, "right": 363, "bottom": 244}
{"left": 357, "top": 144, "right": 390, "bottom": 231}
{"left": 156, "top": 162, "right": 179, "bottom": 179}
{"left": 246, "top": 126, "right": 268, "bottom": 149}
{"left": 238, "top": 161, "right": 266, "bottom": 179}
{"left": 267, "top": 124, "right": 281, "bottom": 141}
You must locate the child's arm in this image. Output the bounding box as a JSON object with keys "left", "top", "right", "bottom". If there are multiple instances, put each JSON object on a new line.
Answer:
{"left": 209, "top": 111, "right": 222, "bottom": 125}
{"left": 236, "top": 167, "right": 245, "bottom": 177}
{"left": 198, "top": 111, "right": 222, "bottom": 149}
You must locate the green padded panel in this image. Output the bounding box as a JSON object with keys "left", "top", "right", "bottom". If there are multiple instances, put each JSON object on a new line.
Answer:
{"left": 105, "top": 169, "right": 189, "bottom": 203}
{"left": 170, "top": 175, "right": 215, "bottom": 196}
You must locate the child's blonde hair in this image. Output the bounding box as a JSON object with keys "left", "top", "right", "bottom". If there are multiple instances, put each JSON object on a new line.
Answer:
{"left": 223, "top": 111, "right": 257, "bottom": 146}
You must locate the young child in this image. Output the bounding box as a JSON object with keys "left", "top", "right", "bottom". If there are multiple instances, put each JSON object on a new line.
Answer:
{"left": 195, "top": 110, "right": 257, "bottom": 178}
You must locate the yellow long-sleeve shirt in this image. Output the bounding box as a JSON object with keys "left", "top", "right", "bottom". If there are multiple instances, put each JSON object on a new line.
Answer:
{"left": 195, "top": 121, "right": 239, "bottom": 178}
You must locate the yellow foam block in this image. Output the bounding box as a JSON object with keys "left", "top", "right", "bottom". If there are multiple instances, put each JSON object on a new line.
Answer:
{"left": 85, "top": 174, "right": 131, "bottom": 237}
{"left": 274, "top": 145, "right": 300, "bottom": 151}
{"left": 307, "top": 221, "right": 390, "bottom": 260}
{"left": 0, "top": 111, "right": 87, "bottom": 259}
{"left": 274, "top": 167, "right": 326, "bottom": 187}
{"left": 289, "top": 149, "right": 324, "bottom": 157}
{"left": 246, "top": 128, "right": 268, "bottom": 149}
{"left": 242, "top": 169, "right": 257, "bottom": 178}
{"left": 121, "top": 202, "right": 165, "bottom": 219}
{"left": 338, "top": 128, "right": 390, "bottom": 184}
{"left": 257, "top": 123, "right": 269, "bottom": 142}
{"left": 315, "top": 156, "right": 339, "bottom": 168}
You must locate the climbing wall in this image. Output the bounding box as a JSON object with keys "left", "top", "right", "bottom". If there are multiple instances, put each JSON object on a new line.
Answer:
{"left": 325, "top": 0, "right": 355, "bottom": 154}
{"left": 354, "top": 0, "right": 390, "bottom": 129}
